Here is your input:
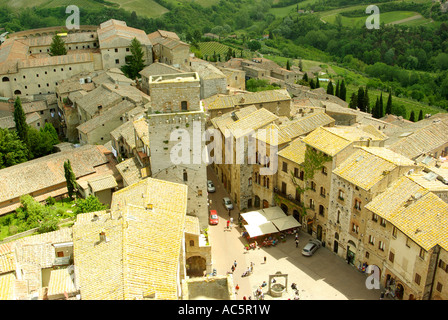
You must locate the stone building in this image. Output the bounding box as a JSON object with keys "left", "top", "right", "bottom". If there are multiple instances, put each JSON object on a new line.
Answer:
{"left": 365, "top": 176, "right": 448, "bottom": 300}
{"left": 189, "top": 61, "right": 227, "bottom": 99}
{"left": 148, "top": 30, "right": 190, "bottom": 69}
{"left": 139, "top": 62, "right": 183, "bottom": 95}
{"left": 300, "top": 126, "right": 388, "bottom": 243}
{"left": 97, "top": 19, "right": 153, "bottom": 70}
{"left": 184, "top": 215, "right": 212, "bottom": 277}
{"left": 327, "top": 147, "right": 420, "bottom": 267}
{"left": 203, "top": 89, "right": 292, "bottom": 120}
{"left": 217, "top": 67, "right": 246, "bottom": 91}
{"left": 149, "top": 72, "right": 200, "bottom": 113}
{"left": 0, "top": 144, "right": 117, "bottom": 216}
{"left": 146, "top": 71, "right": 209, "bottom": 228}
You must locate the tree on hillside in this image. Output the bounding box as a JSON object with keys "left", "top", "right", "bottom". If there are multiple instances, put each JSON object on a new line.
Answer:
{"left": 286, "top": 59, "right": 291, "bottom": 70}
{"left": 49, "top": 34, "right": 67, "bottom": 56}
{"left": 339, "top": 80, "right": 347, "bottom": 101}
{"left": 386, "top": 90, "right": 393, "bottom": 115}
{"left": 409, "top": 110, "right": 416, "bottom": 122}
{"left": 326, "top": 81, "right": 334, "bottom": 95}
{"left": 378, "top": 92, "right": 384, "bottom": 118}
{"left": 315, "top": 76, "right": 320, "bottom": 88}
{"left": 0, "top": 128, "right": 28, "bottom": 169}
{"left": 349, "top": 92, "right": 357, "bottom": 109}
{"left": 121, "top": 37, "right": 145, "bottom": 80}
{"left": 299, "top": 59, "right": 303, "bottom": 72}
{"left": 247, "top": 40, "right": 261, "bottom": 52}
{"left": 13, "top": 96, "right": 29, "bottom": 150}
{"left": 357, "top": 87, "right": 365, "bottom": 111}
{"left": 335, "top": 80, "right": 340, "bottom": 98}
{"left": 64, "top": 160, "right": 77, "bottom": 200}
{"left": 418, "top": 109, "right": 423, "bottom": 121}
{"left": 302, "top": 73, "right": 308, "bottom": 83}
{"left": 364, "top": 87, "right": 370, "bottom": 113}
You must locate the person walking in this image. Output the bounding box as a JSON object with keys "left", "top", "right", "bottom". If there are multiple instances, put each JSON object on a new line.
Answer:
{"left": 234, "top": 260, "right": 237, "bottom": 269}
{"left": 226, "top": 220, "right": 230, "bottom": 230}
{"left": 263, "top": 256, "right": 266, "bottom": 264}
{"left": 235, "top": 284, "right": 240, "bottom": 295}
{"left": 295, "top": 239, "right": 299, "bottom": 248}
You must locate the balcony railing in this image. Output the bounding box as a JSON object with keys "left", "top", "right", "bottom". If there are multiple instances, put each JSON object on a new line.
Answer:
{"left": 274, "top": 188, "right": 302, "bottom": 207}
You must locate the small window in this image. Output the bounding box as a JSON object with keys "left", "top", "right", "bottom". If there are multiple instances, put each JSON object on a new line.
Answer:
{"left": 372, "top": 213, "right": 378, "bottom": 222}
{"left": 389, "top": 251, "right": 395, "bottom": 263}
{"left": 115, "top": 48, "right": 118, "bottom": 53}
{"left": 419, "top": 248, "right": 425, "bottom": 260}
{"left": 310, "top": 181, "right": 316, "bottom": 191}
{"left": 282, "top": 161, "right": 288, "bottom": 173}
{"left": 320, "top": 187, "right": 325, "bottom": 197}
{"left": 126, "top": 48, "right": 130, "bottom": 52}
{"left": 437, "top": 282, "right": 443, "bottom": 292}
{"left": 338, "top": 190, "right": 344, "bottom": 201}
{"left": 115, "top": 59, "right": 120, "bottom": 64}
{"left": 309, "top": 199, "right": 315, "bottom": 210}
{"left": 380, "top": 218, "right": 386, "bottom": 227}
{"left": 415, "top": 273, "right": 421, "bottom": 285}
{"left": 294, "top": 168, "right": 299, "bottom": 178}
{"left": 181, "top": 101, "right": 188, "bottom": 111}
{"left": 189, "top": 240, "right": 194, "bottom": 247}
{"left": 392, "top": 226, "right": 398, "bottom": 238}
{"left": 370, "top": 234, "right": 377, "bottom": 244}
{"left": 354, "top": 199, "right": 361, "bottom": 210}
{"left": 183, "top": 170, "right": 188, "bottom": 182}
{"left": 198, "top": 190, "right": 202, "bottom": 197}
{"left": 322, "top": 166, "right": 327, "bottom": 175}
{"left": 406, "top": 237, "right": 411, "bottom": 248}
{"left": 365, "top": 251, "right": 370, "bottom": 258}
{"left": 379, "top": 241, "right": 385, "bottom": 251}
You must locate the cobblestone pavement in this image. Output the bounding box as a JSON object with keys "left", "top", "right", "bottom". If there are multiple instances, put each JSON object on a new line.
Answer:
{"left": 206, "top": 165, "right": 382, "bottom": 300}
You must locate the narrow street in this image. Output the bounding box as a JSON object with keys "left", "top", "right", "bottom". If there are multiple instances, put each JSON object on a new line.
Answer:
{"left": 206, "top": 165, "right": 382, "bottom": 300}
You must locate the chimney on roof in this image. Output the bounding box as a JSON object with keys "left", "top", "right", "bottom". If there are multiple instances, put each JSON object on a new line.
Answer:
{"left": 146, "top": 203, "right": 153, "bottom": 211}
{"left": 99, "top": 230, "right": 107, "bottom": 242}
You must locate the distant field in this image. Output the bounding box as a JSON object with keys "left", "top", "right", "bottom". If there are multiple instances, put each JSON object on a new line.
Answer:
{"left": 198, "top": 41, "right": 233, "bottom": 56}
{"left": 322, "top": 11, "right": 426, "bottom": 27}
{"left": 108, "top": 0, "right": 169, "bottom": 18}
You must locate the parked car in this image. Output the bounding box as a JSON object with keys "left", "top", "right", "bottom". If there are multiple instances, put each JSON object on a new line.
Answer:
{"left": 209, "top": 210, "right": 219, "bottom": 225}
{"left": 301, "top": 239, "right": 322, "bottom": 256}
{"left": 207, "top": 180, "right": 215, "bottom": 193}
{"left": 222, "top": 197, "right": 234, "bottom": 210}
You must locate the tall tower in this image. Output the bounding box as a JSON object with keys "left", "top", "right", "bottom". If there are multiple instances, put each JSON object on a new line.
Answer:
{"left": 147, "top": 72, "right": 209, "bottom": 228}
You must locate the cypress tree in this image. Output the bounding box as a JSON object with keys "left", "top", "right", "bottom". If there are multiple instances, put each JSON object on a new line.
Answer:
{"left": 13, "top": 96, "right": 29, "bottom": 150}
{"left": 418, "top": 109, "right": 423, "bottom": 121}
{"left": 349, "top": 92, "right": 358, "bottom": 109}
{"left": 335, "top": 80, "right": 340, "bottom": 98}
{"left": 64, "top": 160, "right": 77, "bottom": 200}
{"left": 326, "top": 81, "right": 334, "bottom": 95}
{"left": 373, "top": 97, "right": 380, "bottom": 118}
{"left": 379, "top": 92, "right": 384, "bottom": 118}
{"left": 121, "top": 37, "right": 145, "bottom": 80}
{"left": 286, "top": 59, "right": 291, "bottom": 70}
{"left": 303, "top": 73, "right": 308, "bottom": 82}
{"left": 386, "top": 90, "right": 393, "bottom": 115}
{"left": 409, "top": 110, "right": 416, "bottom": 122}
{"left": 340, "top": 80, "right": 347, "bottom": 101}
{"left": 49, "top": 34, "right": 67, "bottom": 56}
{"left": 309, "top": 78, "right": 315, "bottom": 89}
{"left": 357, "top": 87, "right": 365, "bottom": 111}
{"left": 364, "top": 87, "right": 370, "bottom": 112}
{"left": 315, "top": 76, "right": 320, "bottom": 88}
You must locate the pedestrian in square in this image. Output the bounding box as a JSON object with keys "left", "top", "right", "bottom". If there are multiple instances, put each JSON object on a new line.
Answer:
{"left": 234, "top": 260, "right": 237, "bottom": 269}
{"left": 295, "top": 239, "right": 299, "bottom": 248}
{"left": 226, "top": 220, "right": 230, "bottom": 229}
{"left": 263, "top": 256, "right": 266, "bottom": 264}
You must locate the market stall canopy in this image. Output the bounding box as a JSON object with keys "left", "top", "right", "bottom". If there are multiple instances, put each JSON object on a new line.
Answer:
{"left": 261, "top": 207, "right": 287, "bottom": 220}
{"left": 244, "top": 222, "right": 278, "bottom": 238}
{"left": 271, "top": 215, "right": 301, "bottom": 231}
{"left": 241, "top": 211, "right": 269, "bottom": 226}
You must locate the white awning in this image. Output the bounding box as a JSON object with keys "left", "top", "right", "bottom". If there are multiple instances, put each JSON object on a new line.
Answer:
{"left": 244, "top": 222, "right": 278, "bottom": 238}
{"left": 241, "top": 211, "right": 268, "bottom": 226}
{"left": 271, "top": 215, "right": 301, "bottom": 231}
{"left": 261, "top": 207, "right": 287, "bottom": 220}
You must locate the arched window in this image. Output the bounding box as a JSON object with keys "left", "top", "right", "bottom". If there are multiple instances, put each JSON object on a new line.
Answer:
{"left": 319, "top": 205, "right": 325, "bottom": 216}
{"left": 13, "top": 90, "right": 21, "bottom": 95}
{"left": 2, "top": 77, "right": 9, "bottom": 82}
{"left": 189, "top": 240, "right": 194, "bottom": 247}
{"left": 248, "top": 177, "right": 252, "bottom": 186}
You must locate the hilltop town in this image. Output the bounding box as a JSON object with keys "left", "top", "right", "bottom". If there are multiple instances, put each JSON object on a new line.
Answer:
{"left": 0, "top": 19, "right": 448, "bottom": 301}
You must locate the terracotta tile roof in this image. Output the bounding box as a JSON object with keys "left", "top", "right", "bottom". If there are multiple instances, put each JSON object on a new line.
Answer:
{"left": 147, "top": 30, "right": 180, "bottom": 41}
{"left": 0, "top": 145, "right": 108, "bottom": 203}
{"left": 253, "top": 123, "right": 291, "bottom": 146}
{"left": 116, "top": 157, "right": 144, "bottom": 187}
{"left": 225, "top": 108, "right": 278, "bottom": 139}
{"left": 277, "top": 138, "right": 307, "bottom": 165}
{"left": 98, "top": 19, "right": 151, "bottom": 49}
{"left": 87, "top": 174, "right": 117, "bottom": 193}
{"left": 388, "top": 118, "right": 448, "bottom": 160}
{"left": 280, "top": 112, "right": 335, "bottom": 139}
{"left": 333, "top": 147, "right": 415, "bottom": 191}
{"left": 203, "top": 89, "right": 291, "bottom": 111}
{"left": 139, "top": 62, "right": 183, "bottom": 78}
{"left": 110, "top": 121, "right": 136, "bottom": 149}
{"left": 184, "top": 215, "right": 200, "bottom": 235}
{"left": 0, "top": 273, "right": 15, "bottom": 300}
{"left": 47, "top": 267, "right": 77, "bottom": 297}
{"left": 76, "top": 100, "right": 135, "bottom": 134}
{"left": 303, "top": 126, "right": 387, "bottom": 157}
{"left": 74, "top": 178, "right": 188, "bottom": 300}
{"left": 210, "top": 105, "right": 258, "bottom": 132}
{"left": 0, "top": 243, "right": 15, "bottom": 274}
{"left": 366, "top": 176, "right": 448, "bottom": 251}
{"left": 133, "top": 118, "right": 149, "bottom": 147}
